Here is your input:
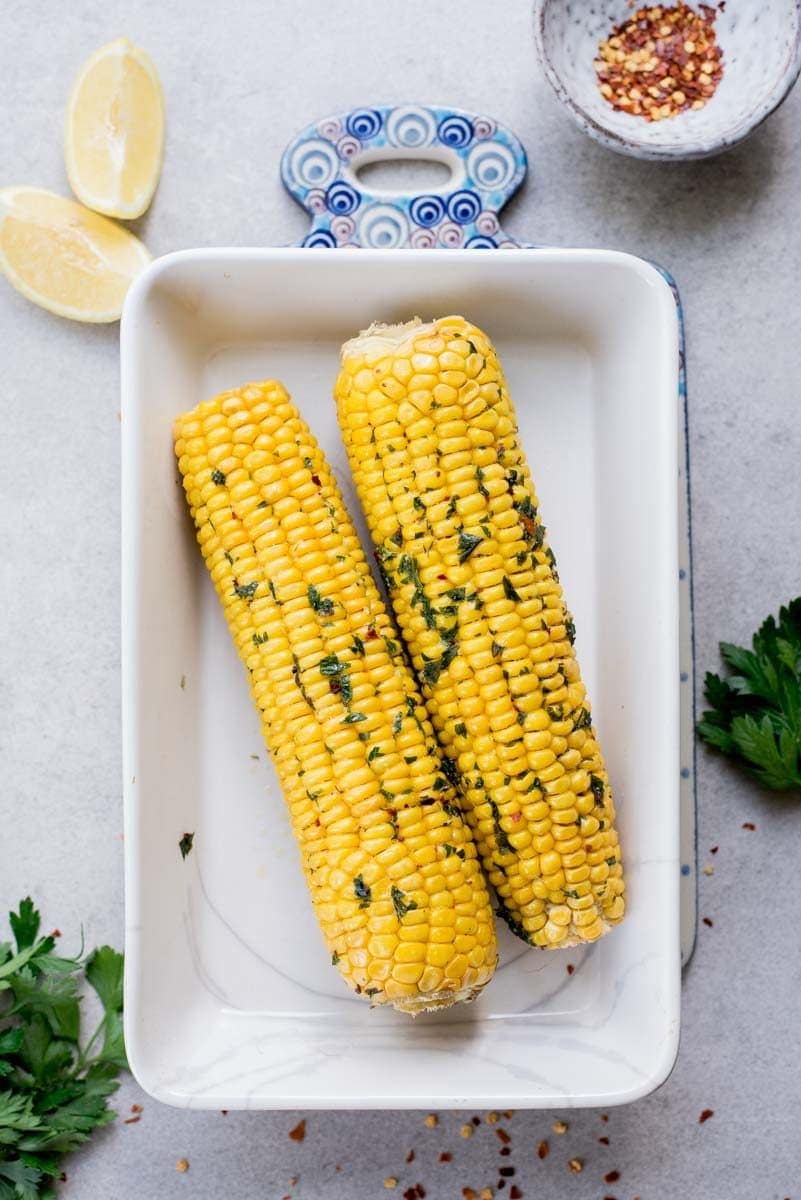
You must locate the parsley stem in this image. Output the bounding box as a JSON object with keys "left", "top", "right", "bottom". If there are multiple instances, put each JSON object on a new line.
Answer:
{"left": 73, "top": 1015, "right": 105, "bottom": 1072}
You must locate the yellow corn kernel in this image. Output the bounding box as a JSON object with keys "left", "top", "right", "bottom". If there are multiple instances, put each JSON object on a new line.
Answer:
{"left": 335, "top": 318, "right": 625, "bottom": 951}
{"left": 175, "top": 380, "right": 497, "bottom": 1013}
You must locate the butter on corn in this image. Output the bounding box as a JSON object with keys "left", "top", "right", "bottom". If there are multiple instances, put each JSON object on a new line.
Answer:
{"left": 174, "top": 380, "right": 497, "bottom": 1011}
{"left": 334, "top": 318, "right": 625, "bottom": 948}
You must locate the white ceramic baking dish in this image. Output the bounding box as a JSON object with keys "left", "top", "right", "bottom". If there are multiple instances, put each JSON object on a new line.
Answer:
{"left": 121, "top": 246, "right": 680, "bottom": 1109}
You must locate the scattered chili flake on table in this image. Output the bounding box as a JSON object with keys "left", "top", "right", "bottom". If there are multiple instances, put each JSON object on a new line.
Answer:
{"left": 480, "top": 1189, "right": 494, "bottom": 1200}
{"left": 605, "top": 1170, "right": 621, "bottom": 1183}
{"left": 123, "top": 1116, "right": 140, "bottom": 1125}
{"left": 439, "top": 1152, "right": 452, "bottom": 1163}
{"left": 288, "top": 1119, "right": 306, "bottom": 1142}
{"left": 703, "top": 863, "right": 715, "bottom": 875}
{"left": 496, "top": 1128, "right": 511, "bottom": 1145}
{"left": 703, "top": 916, "right": 714, "bottom": 927}
{"left": 552, "top": 1120, "right": 568, "bottom": 1134}
{"left": 742, "top": 822, "right": 756, "bottom": 831}
{"left": 384, "top": 1179, "right": 398, "bottom": 1190}
{"left": 598, "top": 1136, "right": 610, "bottom": 1145}
{"left": 406, "top": 1149, "right": 416, "bottom": 1163}
{"left": 473, "top": 1116, "right": 482, "bottom": 1126}
{"left": 509, "top": 1188, "right": 523, "bottom": 1200}
{"left": 175, "top": 1159, "right": 189, "bottom": 1173}
{"left": 699, "top": 1108, "right": 715, "bottom": 1123}
{"left": 568, "top": 1158, "right": 584, "bottom": 1173}
{"left": 499, "top": 1167, "right": 515, "bottom": 1179}
{"left": 499, "top": 1147, "right": 511, "bottom": 1158}
{"left": 487, "top": 1111, "right": 500, "bottom": 1124}
{"left": 460, "top": 1124, "right": 475, "bottom": 1139}
{"left": 463, "top": 1189, "right": 477, "bottom": 1200}
{"left": 424, "top": 1113, "right": 438, "bottom": 1128}
{"left": 537, "top": 1140, "right": 549, "bottom": 1160}
{"left": 594, "top": 3, "right": 724, "bottom": 121}
{"left": 566, "top": 964, "right": 575, "bottom": 976}
{"left": 600, "top": 1114, "right": 609, "bottom": 1122}
{"left": 710, "top": 845, "right": 719, "bottom": 854}
{"left": 130, "top": 1104, "right": 143, "bottom": 1114}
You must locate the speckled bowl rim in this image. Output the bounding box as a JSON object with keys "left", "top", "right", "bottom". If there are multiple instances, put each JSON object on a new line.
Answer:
{"left": 532, "top": 0, "right": 801, "bottom": 160}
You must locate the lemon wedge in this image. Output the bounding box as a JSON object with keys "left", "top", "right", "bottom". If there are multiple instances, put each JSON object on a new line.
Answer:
{"left": 0, "top": 187, "right": 151, "bottom": 322}
{"left": 65, "top": 37, "right": 165, "bottom": 220}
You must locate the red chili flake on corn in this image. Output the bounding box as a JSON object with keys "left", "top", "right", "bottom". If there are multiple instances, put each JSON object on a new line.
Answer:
{"left": 595, "top": 3, "right": 724, "bottom": 121}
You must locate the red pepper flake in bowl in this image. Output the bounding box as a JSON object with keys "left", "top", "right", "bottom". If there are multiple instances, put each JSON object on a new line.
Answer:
{"left": 594, "top": 3, "right": 724, "bottom": 121}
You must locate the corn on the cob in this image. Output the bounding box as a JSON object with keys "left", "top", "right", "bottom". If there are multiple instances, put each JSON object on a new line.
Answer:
{"left": 174, "top": 380, "right": 497, "bottom": 1011}
{"left": 335, "top": 318, "right": 625, "bottom": 948}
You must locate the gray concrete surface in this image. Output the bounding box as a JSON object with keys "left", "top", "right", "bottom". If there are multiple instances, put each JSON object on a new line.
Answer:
{"left": 2, "top": 1, "right": 800, "bottom": 1196}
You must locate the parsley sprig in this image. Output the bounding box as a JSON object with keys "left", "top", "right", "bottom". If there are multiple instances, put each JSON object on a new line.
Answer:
{"left": 697, "top": 599, "right": 801, "bottom": 790}
{"left": 0, "top": 899, "right": 127, "bottom": 1199}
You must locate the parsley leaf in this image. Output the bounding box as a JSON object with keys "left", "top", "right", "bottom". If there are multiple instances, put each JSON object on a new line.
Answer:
{"left": 9, "top": 901, "right": 39, "bottom": 953}
{"left": 697, "top": 598, "right": 801, "bottom": 790}
{"left": 391, "top": 887, "right": 418, "bottom": 921}
{"left": 0, "top": 900, "right": 127, "bottom": 1197}
{"left": 457, "top": 531, "right": 483, "bottom": 563}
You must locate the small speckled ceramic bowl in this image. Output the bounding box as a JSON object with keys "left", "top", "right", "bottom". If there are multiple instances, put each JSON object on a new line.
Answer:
{"left": 533, "top": 0, "right": 801, "bottom": 159}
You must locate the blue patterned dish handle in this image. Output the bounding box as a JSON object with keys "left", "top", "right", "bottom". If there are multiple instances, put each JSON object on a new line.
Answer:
{"left": 282, "top": 104, "right": 697, "bottom": 965}
{"left": 281, "top": 104, "right": 526, "bottom": 250}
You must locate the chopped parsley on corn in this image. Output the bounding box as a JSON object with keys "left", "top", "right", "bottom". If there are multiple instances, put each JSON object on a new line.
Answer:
{"left": 335, "top": 318, "right": 625, "bottom": 948}
{"left": 174, "top": 380, "right": 497, "bottom": 1010}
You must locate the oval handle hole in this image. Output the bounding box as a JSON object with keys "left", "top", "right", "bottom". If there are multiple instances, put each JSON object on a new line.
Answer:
{"left": 354, "top": 157, "right": 453, "bottom": 194}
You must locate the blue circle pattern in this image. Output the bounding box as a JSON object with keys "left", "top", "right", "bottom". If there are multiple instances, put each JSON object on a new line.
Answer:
{"left": 326, "top": 181, "right": 360, "bottom": 215}
{"left": 447, "top": 190, "right": 482, "bottom": 225}
{"left": 302, "top": 229, "right": 337, "bottom": 248}
{"left": 409, "top": 195, "right": 445, "bottom": 228}
{"left": 345, "top": 108, "right": 383, "bottom": 140}
{"left": 437, "top": 114, "right": 474, "bottom": 148}
{"left": 282, "top": 105, "right": 527, "bottom": 249}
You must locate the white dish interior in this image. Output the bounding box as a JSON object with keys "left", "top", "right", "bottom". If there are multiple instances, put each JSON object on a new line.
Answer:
{"left": 122, "top": 247, "right": 680, "bottom": 1108}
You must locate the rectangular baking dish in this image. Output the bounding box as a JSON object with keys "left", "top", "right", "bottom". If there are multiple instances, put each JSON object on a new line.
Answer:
{"left": 121, "top": 246, "right": 680, "bottom": 1109}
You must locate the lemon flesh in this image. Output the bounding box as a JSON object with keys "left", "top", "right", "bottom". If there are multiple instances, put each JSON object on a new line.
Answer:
{"left": 65, "top": 37, "right": 165, "bottom": 220}
{"left": 0, "top": 187, "right": 151, "bottom": 322}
